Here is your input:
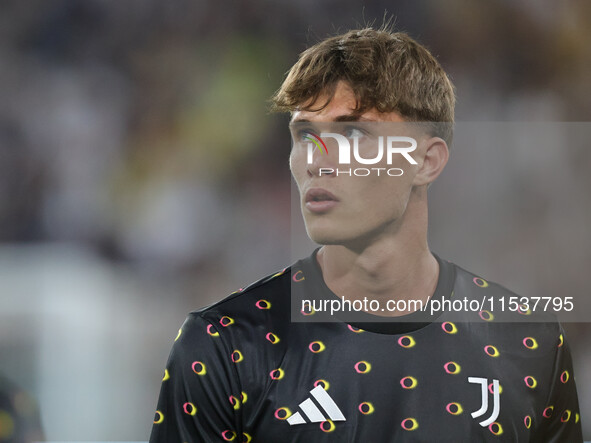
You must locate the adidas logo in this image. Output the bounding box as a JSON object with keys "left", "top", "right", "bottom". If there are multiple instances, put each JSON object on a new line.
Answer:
{"left": 287, "top": 386, "right": 346, "bottom": 425}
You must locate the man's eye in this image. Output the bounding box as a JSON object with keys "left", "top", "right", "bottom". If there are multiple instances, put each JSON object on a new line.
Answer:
{"left": 345, "top": 127, "right": 366, "bottom": 138}
{"left": 297, "top": 130, "right": 315, "bottom": 142}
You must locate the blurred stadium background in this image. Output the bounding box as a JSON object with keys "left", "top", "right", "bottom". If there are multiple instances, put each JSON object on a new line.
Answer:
{"left": 0, "top": 0, "right": 589, "bottom": 440}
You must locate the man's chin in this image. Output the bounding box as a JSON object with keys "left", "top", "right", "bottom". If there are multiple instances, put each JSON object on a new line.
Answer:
{"left": 306, "top": 229, "right": 354, "bottom": 246}
{"left": 306, "top": 225, "right": 387, "bottom": 252}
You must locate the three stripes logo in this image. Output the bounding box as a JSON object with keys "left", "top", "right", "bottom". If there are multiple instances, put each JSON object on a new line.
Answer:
{"left": 468, "top": 377, "right": 500, "bottom": 426}
{"left": 287, "top": 386, "right": 346, "bottom": 425}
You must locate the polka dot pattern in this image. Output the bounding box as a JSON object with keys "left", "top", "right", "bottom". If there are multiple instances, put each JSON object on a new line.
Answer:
{"left": 150, "top": 260, "right": 582, "bottom": 442}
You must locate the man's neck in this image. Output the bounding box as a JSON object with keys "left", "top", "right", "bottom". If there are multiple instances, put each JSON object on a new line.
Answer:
{"left": 315, "top": 199, "right": 439, "bottom": 317}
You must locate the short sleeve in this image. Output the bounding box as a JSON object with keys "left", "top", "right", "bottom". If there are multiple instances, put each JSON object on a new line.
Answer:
{"left": 149, "top": 313, "right": 243, "bottom": 442}
{"left": 533, "top": 326, "right": 583, "bottom": 442}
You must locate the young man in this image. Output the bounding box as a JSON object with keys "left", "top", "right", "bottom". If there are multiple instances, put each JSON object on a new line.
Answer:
{"left": 150, "top": 28, "right": 582, "bottom": 442}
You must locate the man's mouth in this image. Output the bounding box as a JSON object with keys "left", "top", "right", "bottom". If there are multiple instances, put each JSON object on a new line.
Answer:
{"left": 304, "top": 188, "right": 339, "bottom": 213}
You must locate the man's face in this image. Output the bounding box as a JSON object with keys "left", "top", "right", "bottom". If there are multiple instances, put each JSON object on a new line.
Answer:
{"left": 289, "top": 81, "right": 425, "bottom": 248}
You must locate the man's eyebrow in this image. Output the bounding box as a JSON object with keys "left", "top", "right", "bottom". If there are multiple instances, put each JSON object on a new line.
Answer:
{"left": 335, "top": 114, "right": 368, "bottom": 122}
{"left": 290, "top": 115, "right": 374, "bottom": 123}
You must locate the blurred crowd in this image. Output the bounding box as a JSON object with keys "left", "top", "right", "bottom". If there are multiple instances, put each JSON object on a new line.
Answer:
{"left": 0, "top": 0, "right": 589, "bottom": 440}
{"left": 1, "top": 0, "right": 590, "bottom": 268}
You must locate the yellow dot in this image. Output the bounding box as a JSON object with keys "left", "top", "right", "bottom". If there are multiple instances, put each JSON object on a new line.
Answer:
{"left": 270, "top": 368, "right": 285, "bottom": 380}
{"left": 489, "top": 422, "right": 503, "bottom": 436}
{"left": 358, "top": 402, "right": 375, "bottom": 415}
{"left": 274, "top": 407, "right": 292, "bottom": 420}
{"left": 183, "top": 402, "right": 197, "bottom": 416}
{"left": 320, "top": 419, "right": 336, "bottom": 432}
{"left": 473, "top": 277, "right": 489, "bottom": 288}
{"left": 231, "top": 350, "right": 244, "bottom": 363}
{"left": 446, "top": 402, "right": 463, "bottom": 415}
{"left": 524, "top": 376, "right": 537, "bottom": 389}
{"left": 444, "top": 361, "right": 461, "bottom": 374}
{"left": 315, "top": 379, "right": 330, "bottom": 391}
{"left": 400, "top": 376, "right": 418, "bottom": 389}
{"left": 220, "top": 316, "right": 235, "bottom": 327}
{"left": 355, "top": 361, "right": 372, "bottom": 374}
{"left": 441, "top": 322, "right": 458, "bottom": 334}
{"left": 523, "top": 337, "right": 538, "bottom": 349}
{"left": 192, "top": 361, "right": 207, "bottom": 375}
{"left": 484, "top": 345, "right": 500, "bottom": 357}
{"left": 309, "top": 341, "right": 326, "bottom": 353}
{"left": 153, "top": 410, "right": 164, "bottom": 424}
{"left": 401, "top": 417, "right": 418, "bottom": 431}
{"left": 229, "top": 395, "right": 241, "bottom": 410}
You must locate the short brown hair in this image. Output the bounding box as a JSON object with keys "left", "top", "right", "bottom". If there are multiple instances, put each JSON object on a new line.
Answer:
{"left": 271, "top": 27, "right": 455, "bottom": 144}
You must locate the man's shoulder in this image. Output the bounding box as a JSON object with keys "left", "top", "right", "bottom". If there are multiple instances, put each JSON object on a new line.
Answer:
{"left": 187, "top": 265, "right": 293, "bottom": 330}
{"left": 451, "top": 260, "right": 554, "bottom": 315}
{"left": 451, "top": 260, "right": 521, "bottom": 298}
{"left": 447, "top": 259, "right": 564, "bottom": 350}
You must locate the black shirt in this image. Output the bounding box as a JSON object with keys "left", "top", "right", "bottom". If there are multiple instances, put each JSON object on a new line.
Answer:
{"left": 150, "top": 252, "right": 582, "bottom": 442}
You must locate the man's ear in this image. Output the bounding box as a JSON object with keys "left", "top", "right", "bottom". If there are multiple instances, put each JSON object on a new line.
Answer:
{"left": 412, "top": 137, "right": 449, "bottom": 187}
